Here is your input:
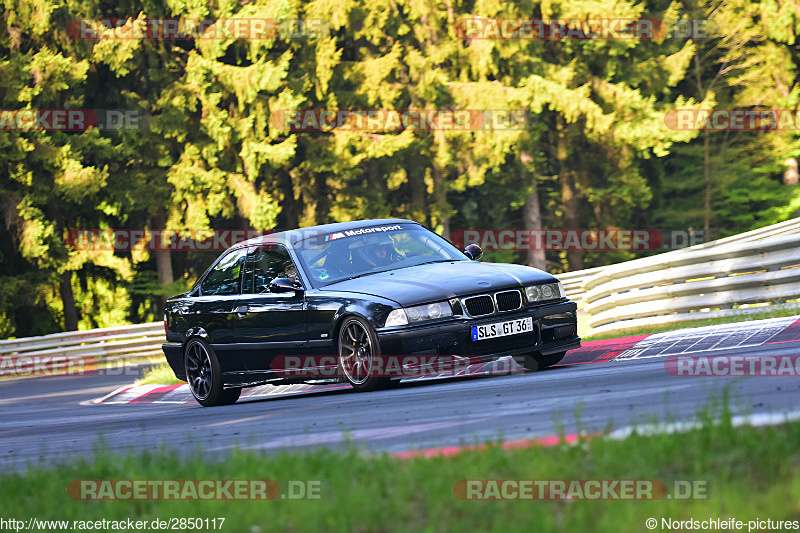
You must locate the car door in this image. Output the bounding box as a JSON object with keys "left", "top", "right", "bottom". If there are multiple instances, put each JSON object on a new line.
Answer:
{"left": 191, "top": 247, "right": 248, "bottom": 374}
{"left": 233, "top": 243, "right": 308, "bottom": 372}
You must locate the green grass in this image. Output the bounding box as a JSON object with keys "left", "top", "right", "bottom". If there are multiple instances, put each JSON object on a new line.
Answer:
{"left": 582, "top": 307, "right": 800, "bottom": 341}
{"left": 136, "top": 361, "right": 182, "bottom": 386}
{"left": 3, "top": 410, "right": 799, "bottom": 532}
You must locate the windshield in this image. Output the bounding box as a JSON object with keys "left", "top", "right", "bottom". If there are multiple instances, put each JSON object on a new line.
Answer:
{"left": 294, "top": 223, "right": 467, "bottom": 286}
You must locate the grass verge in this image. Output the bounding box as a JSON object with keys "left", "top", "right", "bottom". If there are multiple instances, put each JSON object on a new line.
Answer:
{"left": 136, "top": 361, "right": 182, "bottom": 386}
{"left": 3, "top": 411, "right": 799, "bottom": 531}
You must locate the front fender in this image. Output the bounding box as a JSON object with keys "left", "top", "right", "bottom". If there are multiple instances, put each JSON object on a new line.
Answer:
{"left": 332, "top": 300, "right": 395, "bottom": 334}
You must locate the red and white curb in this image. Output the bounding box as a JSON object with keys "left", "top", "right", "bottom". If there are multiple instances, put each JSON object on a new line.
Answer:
{"left": 91, "top": 359, "right": 529, "bottom": 405}
{"left": 389, "top": 407, "right": 800, "bottom": 460}
{"left": 91, "top": 382, "right": 351, "bottom": 405}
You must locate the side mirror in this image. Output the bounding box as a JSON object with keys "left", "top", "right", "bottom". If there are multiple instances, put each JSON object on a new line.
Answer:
{"left": 269, "top": 277, "right": 304, "bottom": 293}
{"left": 464, "top": 243, "right": 483, "bottom": 260}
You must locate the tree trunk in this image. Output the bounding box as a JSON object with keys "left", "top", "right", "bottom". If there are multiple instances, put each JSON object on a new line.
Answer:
{"left": 783, "top": 158, "right": 799, "bottom": 185}
{"left": 59, "top": 271, "right": 78, "bottom": 331}
{"left": 155, "top": 249, "right": 174, "bottom": 308}
{"left": 46, "top": 195, "right": 79, "bottom": 332}
{"left": 557, "top": 120, "right": 583, "bottom": 270}
{"left": 433, "top": 162, "right": 450, "bottom": 238}
{"left": 409, "top": 164, "right": 427, "bottom": 225}
{"left": 278, "top": 168, "right": 300, "bottom": 230}
{"left": 432, "top": 131, "right": 450, "bottom": 239}
{"left": 364, "top": 159, "right": 384, "bottom": 219}
{"left": 523, "top": 182, "right": 547, "bottom": 270}
{"left": 153, "top": 209, "right": 173, "bottom": 310}
{"left": 703, "top": 129, "right": 712, "bottom": 239}
{"left": 314, "top": 171, "right": 330, "bottom": 224}
{"left": 693, "top": 46, "right": 713, "bottom": 241}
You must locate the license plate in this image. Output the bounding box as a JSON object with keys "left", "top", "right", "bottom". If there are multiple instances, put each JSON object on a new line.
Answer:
{"left": 471, "top": 317, "right": 533, "bottom": 341}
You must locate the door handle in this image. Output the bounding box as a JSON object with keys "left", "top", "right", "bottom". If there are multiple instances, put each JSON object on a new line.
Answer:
{"left": 235, "top": 305, "right": 248, "bottom": 317}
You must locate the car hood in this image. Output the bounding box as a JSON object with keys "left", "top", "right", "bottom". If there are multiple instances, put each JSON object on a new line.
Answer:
{"left": 319, "top": 261, "right": 557, "bottom": 307}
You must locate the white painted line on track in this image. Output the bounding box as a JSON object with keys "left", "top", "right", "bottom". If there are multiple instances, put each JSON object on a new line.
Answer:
{"left": 607, "top": 409, "right": 800, "bottom": 440}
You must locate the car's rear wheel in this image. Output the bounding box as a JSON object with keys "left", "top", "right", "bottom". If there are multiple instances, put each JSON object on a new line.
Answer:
{"left": 515, "top": 351, "right": 566, "bottom": 372}
{"left": 185, "top": 338, "right": 241, "bottom": 406}
{"left": 338, "top": 316, "right": 391, "bottom": 392}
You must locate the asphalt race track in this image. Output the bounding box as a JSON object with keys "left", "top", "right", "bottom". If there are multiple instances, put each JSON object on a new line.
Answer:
{"left": 1, "top": 316, "right": 799, "bottom": 471}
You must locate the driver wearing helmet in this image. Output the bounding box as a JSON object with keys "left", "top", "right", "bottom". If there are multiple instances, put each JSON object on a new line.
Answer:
{"left": 353, "top": 234, "right": 400, "bottom": 268}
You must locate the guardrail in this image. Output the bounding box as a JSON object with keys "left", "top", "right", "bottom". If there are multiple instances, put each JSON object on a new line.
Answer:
{"left": 556, "top": 217, "right": 800, "bottom": 302}
{"left": 570, "top": 218, "right": 800, "bottom": 335}
{"left": 0, "top": 322, "right": 164, "bottom": 377}
{"left": 557, "top": 266, "right": 605, "bottom": 300}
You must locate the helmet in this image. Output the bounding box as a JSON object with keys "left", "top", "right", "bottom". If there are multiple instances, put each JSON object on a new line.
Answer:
{"left": 350, "top": 234, "right": 395, "bottom": 267}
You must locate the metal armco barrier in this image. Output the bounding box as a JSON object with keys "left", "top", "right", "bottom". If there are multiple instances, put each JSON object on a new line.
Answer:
{"left": 559, "top": 218, "right": 800, "bottom": 335}
{"left": 0, "top": 322, "right": 164, "bottom": 376}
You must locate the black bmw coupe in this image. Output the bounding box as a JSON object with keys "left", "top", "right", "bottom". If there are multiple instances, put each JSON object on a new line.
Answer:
{"left": 162, "top": 219, "right": 580, "bottom": 406}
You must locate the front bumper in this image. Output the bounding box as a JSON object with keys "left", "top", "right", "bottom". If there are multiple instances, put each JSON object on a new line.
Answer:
{"left": 375, "top": 300, "right": 580, "bottom": 362}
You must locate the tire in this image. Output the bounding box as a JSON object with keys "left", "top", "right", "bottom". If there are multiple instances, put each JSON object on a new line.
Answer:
{"left": 338, "top": 316, "right": 391, "bottom": 392}
{"left": 515, "top": 351, "right": 566, "bottom": 372}
{"left": 184, "top": 338, "right": 241, "bottom": 407}
{"left": 218, "top": 387, "right": 242, "bottom": 405}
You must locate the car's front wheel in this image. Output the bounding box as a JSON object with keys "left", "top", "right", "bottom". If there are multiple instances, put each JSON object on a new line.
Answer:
{"left": 515, "top": 351, "right": 566, "bottom": 372}
{"left": 185, "top": 338, "right": 241, "bottom": 407}
{"left": 338, "top": 316, "right": 391, "bottom": 392}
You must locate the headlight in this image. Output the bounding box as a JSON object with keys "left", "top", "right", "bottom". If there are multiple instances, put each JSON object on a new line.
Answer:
{"left": 407, "top": 301, "right": 453, "bottom": 322}
{"left": 384, "top": 301, "right": 453, "bottom": 327}
{"left": 525, "top": 282, "right": 565, "bottom": 303}
{"left": 384, "top": 309, "right": 408, "bottom": 327}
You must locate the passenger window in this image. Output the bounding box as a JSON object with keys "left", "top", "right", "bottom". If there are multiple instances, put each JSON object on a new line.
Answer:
{"left": 393, "top": 232, "right": 435, "bottom": 258}
{"left": 200, "top": 249, "right": 246, "bottom": 295}
{"left": 243, "top": 245, "right": 299, "bottom": 294}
